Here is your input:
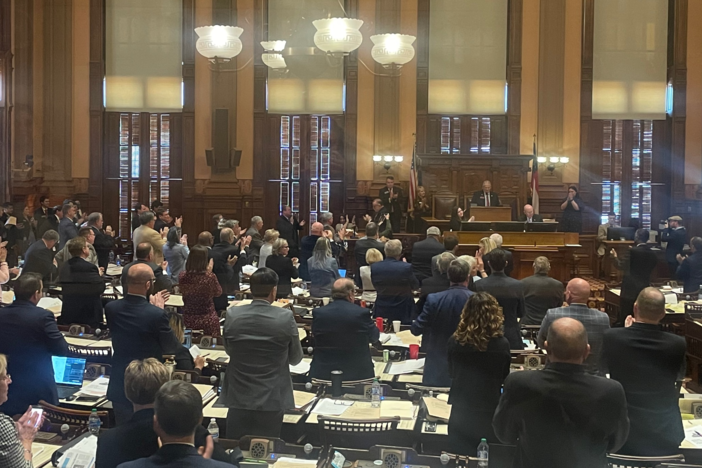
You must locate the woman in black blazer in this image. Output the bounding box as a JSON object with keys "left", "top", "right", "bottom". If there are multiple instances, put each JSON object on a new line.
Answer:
{"left": 447, "top": 292, "right": 511, "bottom": 456}
{"left": 167, "top": 312, "right": 205, "bottom": 374}
{"left": 265, "top": 239, "right": 299, "bottom": 298}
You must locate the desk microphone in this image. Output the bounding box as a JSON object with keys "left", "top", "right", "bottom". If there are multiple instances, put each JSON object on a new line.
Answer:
{"left": 440, "top": 454, "right": 450, "bottom": 465}
{"left": 304, "top": 443, "right": 313, "bottom": 457}
{"left": 210, "top": 375, "right": 217, "bottom": 385}
{"left": 305, "top": 382, "right": 313, "bottom": 391}
{"left": 61, "top": 424, "right": 70, "bottom": 440}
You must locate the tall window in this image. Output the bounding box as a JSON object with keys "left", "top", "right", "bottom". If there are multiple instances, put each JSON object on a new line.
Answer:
{"left": 118, "top": 113, "right": 172, "bottom": 238}
{"left": 439, "top": 116, "right": 492, "bottom": 154}
{"left": 309, "top": 115, "right": 331, "bottom": 225}
{"left": 600, "top": 120, "right": 653, "bottom": 229}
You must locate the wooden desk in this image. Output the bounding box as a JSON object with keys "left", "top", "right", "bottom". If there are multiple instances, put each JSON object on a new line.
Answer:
{"left": 470, "top": 206, "right": 512, "bottom": 222}
{"left": 32, "top": 442, "right": 61, "bottom": 467}
{"left": 448, "top": 231, "right": 579, "bottom": 246}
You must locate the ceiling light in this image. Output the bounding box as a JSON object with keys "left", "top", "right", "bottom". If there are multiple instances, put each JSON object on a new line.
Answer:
{"left": 313, "top": 18, "right": 364, "bottom": 55}
{"left": 373, "top": 155, "right": 382, "bottom": 162}
{"left": 559, "top": 157, "right": 570, "bottom": 164}
{"left": 370, "top": 34, "right": 416, "bottom": 67}
{"left": 394, "top": 156, "right": 404, "bottom": 162}
{"left": 383, "top": 155, "right": 394, "bottom": 162}
{"left": 549, "top": 157, "right": 560, "bottom": 163}
{"left": 537, "top": 157, "right": 547, "bottom": 163}
{"left": 195, "top": 26, "right": 244, "bottom": 62}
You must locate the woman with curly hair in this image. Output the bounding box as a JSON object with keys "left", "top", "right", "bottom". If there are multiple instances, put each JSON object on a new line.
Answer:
{"left": 447, "top": 292, "right": 511, "bottom": 456}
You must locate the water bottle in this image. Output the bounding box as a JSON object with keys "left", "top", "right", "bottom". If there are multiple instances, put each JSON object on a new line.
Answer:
{"left": 17, "top": 256, "right": 24, "bottom": 268}
{"left": 88, "top": 409, "right": 101, "bottom": 435}
{"left": 108, "top": 251, "right": 115, "bottom": 265}
{"left": 116, "top": 255, "right": 121, "bottom": 266}
{"left": 207, "top": 418, "right": 220, "bottom": 441}
{"left": 477, "top": 438, "right": 489, "bottom": 467}
{"left": 371, "top": 378, "right": 381, "bottom": 408}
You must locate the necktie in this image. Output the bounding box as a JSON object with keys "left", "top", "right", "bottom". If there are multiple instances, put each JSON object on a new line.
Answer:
{"left": 485, "top": 193, "right": 490, "bottom": 207}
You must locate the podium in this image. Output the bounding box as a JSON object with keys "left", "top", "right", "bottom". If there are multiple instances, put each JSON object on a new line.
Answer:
{"left": 470, "top": 206, "right": 512, "bottom": 222}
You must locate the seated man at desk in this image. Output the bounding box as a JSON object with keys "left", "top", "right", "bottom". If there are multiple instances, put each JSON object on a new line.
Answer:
{"left": 518, "top": 204, "right": 543, "bottom": 223}
{"left": 310, "top": 278, "right": 379, "bottom": 381}
{"left": 470, "top": 180, "right": 501, "bottom": 207}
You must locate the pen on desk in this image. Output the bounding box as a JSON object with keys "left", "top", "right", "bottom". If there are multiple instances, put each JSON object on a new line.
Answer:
{"left": 201, "top": 353, "right": 210, "bottom": 358}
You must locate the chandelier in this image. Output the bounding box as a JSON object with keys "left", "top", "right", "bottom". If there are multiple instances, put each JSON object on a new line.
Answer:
{"left": 261, "top": 41, "right": 287, "bottom": 69}
{"left": 370, "top": 34, "right": 416, "bottom": 68}
{"left": 194, "top": 26, "right": 243, "bottom": 63}
{"left": 312, "top": 18, "right": 364, "bottom": 55}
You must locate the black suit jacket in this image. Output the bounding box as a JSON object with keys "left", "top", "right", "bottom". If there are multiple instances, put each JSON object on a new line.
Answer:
{"left": 475, "top": 272, "right": 525, "bottom": 349}
{"left": 266, "top": 254, "right": 298, "bottom": 297}
{"left": 517, "top": 214, "right": 544, "bottom": 223}
{"left": 493, "top": 362, "right": 629, "bottom": 468}
{"left": 35, "top": 216, "right": 59, "bottom": 241}
{"left": 117, "top": 443, "right": 231, "bottom": 468}
{"left": 677, "top": 251, "right": 702, "bottom": 293}
{"left": 379, "top": 186, "right": 405, "bottom": 214}
{"left": 58, "top": 257, "right": 106, "bottom": 327}
{"left": 212, "top": 241, "right": 246, "bottom": 310}
{"left": 276, "top": 215, "right": 303, "bottom": 256}
{"left": 299, "top": 235, "right": 321, "bottom": 281}
{"left": 0, "top": 300, "right": 69, "bottom": 416}
{"left": 414, "top": 274, "right": 450, "bottom": 320}
{"left": 105, "top": 296, "right": 181, "bottom": 408}
{"left": 371, "top": 258, "right": 419, "bottom": 324}
{"left": 617, "top": 244, "right": 659, "bottom": 301}
{"left": 602, "top": 323, "right": 686, "bottom": 456}
{"left": 34, "top": 207, "right": 48, "bottom": 222}
{"left": 90, "top": 226, "right": 115, "bottom": 270}
{"left": 411, "top": 237, "right": 446, "bottom": 284}
{"left": 520, "top": 273, "right": 564, "bottom": 325}
{"left": 353, "top": 237, "right": 385, "bottom": 287}
{"left": 470, "top": 190, "right": 501, "bottom": 207}
{"left": 483, "top": 250, "right": 514, "bottom": 277}
{"left": 121, "top": 260, "right": 171, "bottom": 296}
{"left": 24, "top": 239, "right": 58, "bottom": 284}
{"left": 371, "top": 208, "right": 393, "bottom": 238}
{"left": 662, "top": 227, "right": 687, "bottom": 263}
{"left": 310, "top": 300, "right": 379, "bottom": 381}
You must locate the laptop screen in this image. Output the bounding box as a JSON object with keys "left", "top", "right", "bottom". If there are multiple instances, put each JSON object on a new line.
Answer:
{"left": 52, "top": 356, "right": 86, "bottom": 387}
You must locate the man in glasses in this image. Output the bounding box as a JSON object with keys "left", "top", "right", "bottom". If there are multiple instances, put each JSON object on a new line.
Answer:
{"left": 106, "top": 263, "right": 181, "bottom": 425}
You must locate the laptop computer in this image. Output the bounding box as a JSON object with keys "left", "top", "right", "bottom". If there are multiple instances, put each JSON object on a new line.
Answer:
{"left": 52, "top": 356, "right": 87, "bottom": 399}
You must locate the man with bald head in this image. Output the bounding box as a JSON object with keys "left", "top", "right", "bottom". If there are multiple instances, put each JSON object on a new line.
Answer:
{"left": 212, "top": 227, "right": 250, "bottom": 310}
{"left": 537, "top": 278, "right": 610, "bottom": 375}
{"left": 602, "top": 288, "right": 686, "bottom": 456}
{"left": 471, "top": 180, "right": 501, "bottom": 207}
{"left": 310, "top": 278, "right": 379, "bottom": 381}
{"left": 518, "top": 204, "right": 543, "bottom": 223}
{"left": 494, "top": 318, "right": 629, "bottom": 468}
{"left": 106, "top": 263, "right": 181, "bottom": 425}
{"left": 299, "top": 222, "right": 324, "bottom": 281}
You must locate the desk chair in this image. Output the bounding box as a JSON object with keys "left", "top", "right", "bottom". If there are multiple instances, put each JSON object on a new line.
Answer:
{"left": 319, "top": 416, "right": 400, "bottom": 449}
{"left": 607, "top": 454, "right": 684, "bottom": 468}
{"left": 67, "top": 343, "right": 112, "bottom": 364}
{"left": 39, "top": 400, "right": 111, "bottom": 430}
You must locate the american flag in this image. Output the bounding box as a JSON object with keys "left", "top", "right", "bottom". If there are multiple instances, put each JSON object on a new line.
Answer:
{"left": 408, "top": 142, "right": 418, "bottom": 213}
{"left": 532, "top": 134, "right": 540, "bottom": 213}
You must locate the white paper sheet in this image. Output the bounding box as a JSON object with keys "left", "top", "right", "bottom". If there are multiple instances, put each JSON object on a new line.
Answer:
{"left": 311, "top": 399, "right": 354, "bottom": 416}
{"left": 77, "top": 376, "right": 109, "bottom": 397}
{"left": 37, "top": 297, "right": 62, "bottom": 309}
{"left": 189, "top": 345, "right": 201, "bottom": 358}
{"left": 664, "top": 293, "right": 678, "bottom": 305}
{"left": 388, "top": 358, "right": 425, "bottom": 375}
{"left": 242, "top": 265, "right": 258, "bottom": 275}
{"left": 290, "top": 360, "right": 311, "bottom": 375}
{"left": 685, "top": 426, "right": 702, "bottom": 448}
{"left": 58, "top": 434, "right": 98, "bottom": 468}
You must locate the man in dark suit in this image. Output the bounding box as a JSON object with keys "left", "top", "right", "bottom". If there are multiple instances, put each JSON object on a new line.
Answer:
{"left": 353, "top": 222, "right": 385, "bottom": 287}
{"left": 222, "top": 268, "right": 303, "bottom": 439}
{"left": 117, "top": 380, "right": 231, "bottom": 468}
{"left": 106, "top": 263, "right": 182, "bottom": 425}
{"left": 58, "top": 203, "right": 78, "bottom": 249}
{"left": 431, "top": 235, "right": 459, "bottom": 278}
{"left": 0, "top": 273, "right": 69, "bottom": 416}
{"left": 411, "top": 226, "right": 446, "bottom": 284}
{"left": 87, "top": 212, "right": 115, "bottom": 270}
{"left": 212, "top": 228, "right": 249, "bottom": 311}
{"left": 537, "top": 278, "right": 610, "bottom": 375}
{"left": 131, "top": 203, "right": 148, "bottom": 232}
{"left": 602, "top": 288, "right": 685, "bottom": 457}
{"left": 676, "top": 236, "right": 702, "bottom": 293}
{"left": 415, "top": 252, "right": 454, "bottom": 320}
{"left": 276, "top": 205, "right": 305, "bottom": 258}
{"left": 24, "top": 230, "right": 59, "bottom": 284}
{"left": 58, "top": 236, "right": 105, "bottom": 327}
{"left": 363, "top": 199, "right": 392, "bottom": 238}
{"left": 34, "top": 195, "right": 51, "bottom": 223}
{"left": 310, "top": 278, "right": 379, "bottom": 381}
{"left": 245, "top": 216, "right": 264, "bottom": 261}
{"left": 96, "top": 359, "right": 226, "bottom": 468}
{"left": 612, "top": 228, "right": 658, "bottom": 325}
{"left": 371, "top": 239, "right": 419, "bottom": 324}
{"left": 412, "top": 259, "right": 473, "bottom": 387}
{"left": 518, "top": 204, "right": 543, "bottom": 223}
{"left": 121, "top": 243, "right": 172, "bottom": 296}
{"left": 470, "top": 180, "right": 501, "bottom": 207}
{"left": 35, "top": 206, "right": 60, "bottom": 240}
{"left": 379, "top": 176, "right": 404, "bottom": 234}
{"left": 299, "top": 222, "right": 323, "bottom": 281}
{"left": 520, "top": 256, "right": 564, "bottom": 325}
{"left": 475, "top": 249, "right": 525, "bottom": 349}
{"left": 661, "top": 215, "right": 687, "bottom": 279}
{"left": 484, "top": 233, "right": 514, "bottom": 276}
{"left": 494, "top": 317, "right": 629, "bottom": 468}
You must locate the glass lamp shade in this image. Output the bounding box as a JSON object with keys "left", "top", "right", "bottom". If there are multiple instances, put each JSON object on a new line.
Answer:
{"left": 370, "top": 34, "right": 416, "bottom": 66}
{"left": 261, "top": 41, "right": 287, "bottom": 69}
{"left": 312, "top": 18, "right": 364, "bottom": 54}
{"left": 195, "top": 25, "right": 244, "bottom": 60}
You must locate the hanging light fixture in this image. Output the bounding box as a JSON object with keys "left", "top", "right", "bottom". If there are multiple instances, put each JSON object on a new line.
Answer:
{"left": 312, "top": 18, "right": 363, "bottom": 55}
{"left": 370, "top": 34, "right": 416, "bottom": 68}
{"left": 194, "top": 25, "right": 244, "bottom": 63}
{"left": 261, "top": 40, "right": 287, "bottom": 69}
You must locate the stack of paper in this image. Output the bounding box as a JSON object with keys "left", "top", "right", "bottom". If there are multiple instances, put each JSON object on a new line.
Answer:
{"left": 274, "top": 458, "right": 318, "bottom": 468}
{"left": 242, "top": 265, "right": 258, "bottom": 276}
{"left": 293, "top": 390, "right": 317, "bottom": 410}
{"left": 380, "top": 400, "right": 416, "bottom": 420}
{"left": 685, "top": 425, "right": 702, "bottom": 448}
{"left": 395, "top": 330, "right": 421, "bottom": 346}
{"left": 193, "top": 384, "right": 216, "bottom": 402}
{"left": 37, "top": 297, "right": 63, "bottom": 313}
{"left": 388, "top": 358, "right": 425, "bottom": 375}
{"left": 311, "top": 399, "right": 354, "bottom": 416}
{"left": 422, "top": 396, "right": 451, "bottom": 422}
{"left": 1, "top": 290, "right": 14, "bottom": 304}
{"left": 57, "top": 434, "right": 98, "bottom": 468}
{"left": 78, "top": 376, "right": 109, "bottom": 398}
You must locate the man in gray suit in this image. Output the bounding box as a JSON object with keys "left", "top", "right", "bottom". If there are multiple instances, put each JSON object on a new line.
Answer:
{"left": 222, "top": 267, "right": 303, "bottom": 439}
{"left": 520, "top": 256, "right": 564, "bottom": 325}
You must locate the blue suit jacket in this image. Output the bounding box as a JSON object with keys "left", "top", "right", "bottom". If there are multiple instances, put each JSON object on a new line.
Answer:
{"left": 58, "top": 217, "right": 78, "bottom": 249}
{"left": 105, "top": 295, "right": 181, "bottom": 407}
{"left": 0, "top": 300, "right": 69, "bottom": 416}
{"left": 411, "top": 285, "right": 473, "bottom": 386}
{"left": 371, "top": 258, "right": 419, "bottom": 324}
{"left": 117, "top": 444, "right": 231, "bottom": 468}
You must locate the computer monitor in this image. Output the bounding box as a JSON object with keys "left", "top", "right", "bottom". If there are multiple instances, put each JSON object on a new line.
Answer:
{"left": 607, "top": 226, "right": 636, "bottom": 241}
{"left": 526, "top": 222, "right": 559, "bottom": 233}
{"left": 461, "top": 221, "right": 492, "bottom": 232}
{"left": 493, "top": 222, "right": 525, "bottom": 233}
{"left": 52, "top": 356, "right": 86, "bottom": 387}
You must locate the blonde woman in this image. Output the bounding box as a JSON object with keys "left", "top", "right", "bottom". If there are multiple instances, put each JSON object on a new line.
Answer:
{"left": 360, "top": 248, "right": 383, "bottom": 302}
{"left": 258, "top": 229, "right": 280, "bottom": 268}
{"left": 447, "top": 292, "right": 511, "bottom": 456}
{"left": 476, "top": 237, "right": 497, "bottom": 278}
{"left": 266, "top": 238, "right": 299, "bottom": 298}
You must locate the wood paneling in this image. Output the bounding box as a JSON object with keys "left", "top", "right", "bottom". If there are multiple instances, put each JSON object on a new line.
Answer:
{"left": 0, "top": 0, "right": 11, "bottom": 201}
{"left": 87, "top": 0, "right": 104, "bottom": 214}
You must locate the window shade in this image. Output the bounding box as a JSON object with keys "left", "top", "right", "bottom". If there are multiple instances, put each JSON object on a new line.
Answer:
{"left": 428, "top": 0, "right": 508, "bottom": 115}
{"left": 267, "top": 0, "right": 345, "bottom": 114}
{"left": 105, "top": 0, "right": 183, "bottom": 112}
{"left": 592, "top": 0, "right": 668, "bottom": 120}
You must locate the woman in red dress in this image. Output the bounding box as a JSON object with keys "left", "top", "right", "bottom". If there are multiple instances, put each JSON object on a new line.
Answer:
{"left": 178, "top": 245, "right": 222, "bottom": 337}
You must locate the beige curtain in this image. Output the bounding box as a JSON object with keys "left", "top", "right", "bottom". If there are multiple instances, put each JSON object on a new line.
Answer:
{"left": 428, "top": 0, "right": 508, "bottom": 115}
{"left": 592, "top": 0, "right": 668, "bottom": 120}
{"left": 105, "top": 0, "right": 183, "bottom": 112}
